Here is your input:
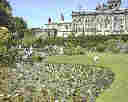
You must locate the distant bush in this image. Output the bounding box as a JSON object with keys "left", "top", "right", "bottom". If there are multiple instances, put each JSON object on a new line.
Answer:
{"left": 33, "top": 34, "right": 128, "bottom": 54}
{"left": 32, "top": 55, "right": 43, "bottom": 62}
{"left": 79, "top": 48, "right": 86, "bottom": 55}
{"left": 112, "top": 47, "right": 120, "bottom": 53}
{"left": 64, "top": 48, "right": 72, "bottom": 55}
{"left": 105, "top": 39, "right": 120, "bottom": 53}
{"left": 64, "top": 46, "right": 85, "bottom": 55}
{"left": 96, "top": 43, "right": 106, "bottom": 52}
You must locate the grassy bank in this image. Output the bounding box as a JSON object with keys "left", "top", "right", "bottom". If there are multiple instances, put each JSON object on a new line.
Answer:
{"left": 48, "top": 53, "right": 128, "bottom": 102}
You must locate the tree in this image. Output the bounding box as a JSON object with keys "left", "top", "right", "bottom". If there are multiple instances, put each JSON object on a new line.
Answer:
{"left": 8, "top": 16, "right": 27, "bottom": 39}
{"left": 0, "top": 0, "right": 12, "bottom": 26}
{"left": 0, "top": 0, "right": 21, "bottom": 65}
{"left": 0, "top": 0, "right": 27, "bottom": 39}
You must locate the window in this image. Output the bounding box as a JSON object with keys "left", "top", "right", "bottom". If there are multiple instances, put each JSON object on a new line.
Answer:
{"left": 115, "top": 3, "right": 117, "bottom": 7}
{"left": 65, "top": 25, "right": 68, "bottom": 30}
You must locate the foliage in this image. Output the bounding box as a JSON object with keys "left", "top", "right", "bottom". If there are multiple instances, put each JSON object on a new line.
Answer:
{"left": 0, "top": 0, "right": 12, "bottom": 26}
{"left": 39, "top": 64, "right": 115, "bottom": 101}
{"left": 55, "top": 37, "right": 64, "bottom": 46}
{"left": 64, "top": 46, "right": 85, "bottom": 55}
{"left": 0, "top": 0, "right": 21, "bottom": 67}
{"left": 8, "top": 17, "right": 27, "bottom": 39}
{"left": 67, "top": 32, "right": 77, "bottom": 47}
{"left": 96, "top": 43, "right": 106, "bottom": 52}
{"left": 33, "top": 37, "right": 43, "bottom": 48}
{"left": 32, "top": 55, "right": 43, "bottom": 62}
{"left": 23, "top": 29, "right": 36, "bottom": 47}
{"left": 0, "top": 27, "right": 19, "bottom": 65}
{"left": 104, "top": 39, "right": 119, "bottom": 53}
{"left": 112, "top": 47, "right": 120, "bottom": 53}
{"left": 47, "top": 37, "right": 64, "bottom": 46}
{"left": 48, "top": 52, "right": 128, "bottom": 102}
{"left": 64, "top": 48, "right": 72, "bottom": 55}
{"left": 9, "top": 63, "right": 114, "bottom": 101}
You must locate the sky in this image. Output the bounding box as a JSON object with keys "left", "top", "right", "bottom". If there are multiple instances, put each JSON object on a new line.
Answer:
{"left": 8, "top": 0, "right": 128, "bottom": 28}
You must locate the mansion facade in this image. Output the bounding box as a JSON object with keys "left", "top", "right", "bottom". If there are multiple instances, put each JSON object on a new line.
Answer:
{"left": 72, "top": 8, "right": 128, "bottom": 35}
{"left": 44, "top": 0, "right": 128, "bottom": 37}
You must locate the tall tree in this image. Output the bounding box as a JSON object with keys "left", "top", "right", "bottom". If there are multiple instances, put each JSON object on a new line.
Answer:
{"left": 8, "top": 16, "right": 27, "bottom": 39}
{"left": 0, "top": 0, "right": 12, "bottom": 26}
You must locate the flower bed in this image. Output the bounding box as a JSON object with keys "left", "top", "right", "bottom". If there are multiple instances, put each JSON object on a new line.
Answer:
{"left": 8, "top": 63, "right": 115, "bottom": 102}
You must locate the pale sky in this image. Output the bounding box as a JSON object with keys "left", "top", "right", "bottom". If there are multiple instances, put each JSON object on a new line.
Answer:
{"left": 8, "top": 0, "right": 128, "bottom": 28}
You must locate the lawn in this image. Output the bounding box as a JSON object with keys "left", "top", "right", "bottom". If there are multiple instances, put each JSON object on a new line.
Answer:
{"left": 48, "top": 53, "right": 128, "bottom": 102}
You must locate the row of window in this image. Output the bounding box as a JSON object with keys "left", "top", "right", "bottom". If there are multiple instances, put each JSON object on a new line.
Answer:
{"left": 73, "top": 23, "right": 128, "bottom": 32}
{"left": 73, "top": 15, "right": 128, "bottom": 24}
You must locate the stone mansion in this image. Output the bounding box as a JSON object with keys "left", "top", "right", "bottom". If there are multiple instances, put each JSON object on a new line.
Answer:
{"left": 43, "top": 0, "right": 128, "bottom": 37}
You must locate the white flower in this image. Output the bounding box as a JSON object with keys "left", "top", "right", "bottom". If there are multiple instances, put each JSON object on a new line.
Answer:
{"left": 19, "top": 45, "right": 22, "bottom": 48}
{"left": 0, "top": 94, "right": 4, "bottom": 97}
{"left": 93, "top": 56, "right": 99, "bottom": 62}
{"left": 87, "top": 89, "right": 92, "bottom": 95}
{"left": 14, "top": 94, "right": 19, "bottom": 97}
{"left": 7, "top": 94, "right": 12, "bottom": 97}
{"left": 55, "top": 100, "right": 59, "bottom": 102}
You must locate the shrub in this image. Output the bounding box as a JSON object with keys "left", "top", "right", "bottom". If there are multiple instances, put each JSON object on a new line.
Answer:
{"left": 32, "top": 55, "right": 43, "bottom": 62}
{"left": 64, "top": 48, "right": 72, "bottom": 55}
{"left": 75, "top": 46, "right": 85, "bottom": 55}
{"left": 64, "top": 46, "right": 85, "bottom": 55}
{"left": 112, "top": 47, "right": 120, "bottom": 53}
{"left": 96, "top": 43, "right": 106, "bottom": 52}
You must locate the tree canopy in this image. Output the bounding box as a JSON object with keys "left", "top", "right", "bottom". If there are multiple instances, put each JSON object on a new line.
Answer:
{"left": 0, "top": 0, "right": 28, "bottom": 65}
{"left": 8, "top": 16, "right": 28, "bottom": 39}
{"left": 9, "top": 17, "right": 27, "bottom": 31}
{"left": 0, "top": 0, "right": 12, "bottom": 26}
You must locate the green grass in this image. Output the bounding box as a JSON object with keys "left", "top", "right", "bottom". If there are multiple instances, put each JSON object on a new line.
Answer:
{"left": 48, "top": 53, "right": 128, "bottom": 102}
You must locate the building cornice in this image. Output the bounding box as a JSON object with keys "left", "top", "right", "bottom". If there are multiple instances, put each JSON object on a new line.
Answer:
{"left": 72, "top": 8, "right": 128, "bottom": 16}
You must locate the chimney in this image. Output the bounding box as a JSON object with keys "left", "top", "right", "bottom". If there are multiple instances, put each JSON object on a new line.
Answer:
{"left": 48, "top": 17, "right": 51, "bottom": 24}
{"left": 61, "top": 13, "right": 64, "bottom": 21}
{"left": 96, "top": 3, "right": 102, "bottom": 10}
